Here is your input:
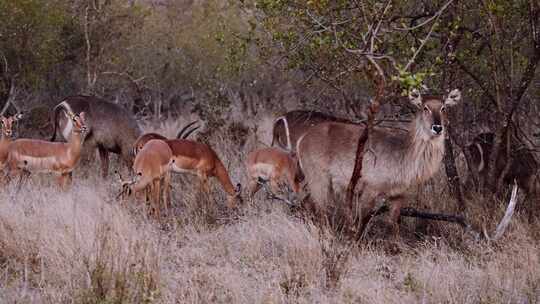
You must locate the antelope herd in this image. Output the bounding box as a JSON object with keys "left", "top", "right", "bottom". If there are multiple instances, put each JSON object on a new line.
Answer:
{"left": 0, "top": 89, "right": 530, "bottom": 237}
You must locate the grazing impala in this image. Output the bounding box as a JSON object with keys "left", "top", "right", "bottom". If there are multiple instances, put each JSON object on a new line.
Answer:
{"left": 245, "top": 147, "right": 301, "bottom": 198}
{"left": 7, "top": 102, "right": 87, "bottom": 189}
{"left": 119, "top": 139, "right": 173, "bottom": 219}
{"left": 297, "top": 89, "right": 462, "bottom": 235}
{"left": 272, "top": 110, "right": 353, "bottom": 151}
{"left": 0, "top": 113, "right": 23, "bottom": 172}
{"left": 134, "top": 134, "right": 241, "bottom": 208}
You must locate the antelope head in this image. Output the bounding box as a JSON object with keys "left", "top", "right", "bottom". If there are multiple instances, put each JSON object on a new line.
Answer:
{"left": 0, "top": 113, "right": 23, "bottom": 139}
{"left": 115, "top": 170, "right": 139, "bottom": 199}
{"left": 408, "top": 88, "right": 461, "bottom": 137}
{"left": 66, "top": 111, "right": 88, "bottom": 134}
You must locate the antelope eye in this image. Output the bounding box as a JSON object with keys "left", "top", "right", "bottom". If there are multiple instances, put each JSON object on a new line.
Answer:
{"left": 441, "top": 106, "right": 446, "bottom": 112}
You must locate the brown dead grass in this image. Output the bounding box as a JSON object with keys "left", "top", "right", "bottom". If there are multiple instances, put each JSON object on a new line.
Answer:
{"left": 1, "top": 118, "right": 539, "bottom": 304}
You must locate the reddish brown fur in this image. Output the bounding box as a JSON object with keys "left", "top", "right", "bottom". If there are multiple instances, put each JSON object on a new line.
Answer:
{"left": 0, "top": 114, "right": 22, "bottom": 171}
{"left": 131, "top": 139, "right": 173, "bottom": 219}
{"left": 7, "top": 111, "right": 87, "bottom": 190}
{"left": 134, "top": 133, "right": 240, "bottom": 208}
{"left": 246, "top": 147, "right": 301, "bottom": 197}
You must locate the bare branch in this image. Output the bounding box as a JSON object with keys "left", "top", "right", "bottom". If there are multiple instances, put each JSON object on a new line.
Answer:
{"left": 0, "top": 51, "right": 8, "bottom": 75}
{"left": 403, "top": 9, "right": 445, "bottom": 72}
{"left": 393, "top": 0, "right": 454, "bottom": 31}
{"left": 0, "top": 79, "right": 18, "bottom": 116}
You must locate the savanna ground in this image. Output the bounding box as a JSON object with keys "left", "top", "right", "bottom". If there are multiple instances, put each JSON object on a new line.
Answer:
{"left": 1, "top": 1, "right": 540, "bottom": 303}
{"left": 0, "top": 117, "right": 538, "bottom": 304}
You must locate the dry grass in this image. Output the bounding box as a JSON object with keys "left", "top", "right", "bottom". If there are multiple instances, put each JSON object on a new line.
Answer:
{"left": 1, "top": 118, "right": 539, "bottom": 304}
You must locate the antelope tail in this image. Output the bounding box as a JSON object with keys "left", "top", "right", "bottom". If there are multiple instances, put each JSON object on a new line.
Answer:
{"left": 213, "top": 158, "right": 238, "bottom": 197}
{"left": 272, "top": 116, "right": 292, "bottom": 150}
{"left": 50, "top": 101, "right": 74, "bottom": 141}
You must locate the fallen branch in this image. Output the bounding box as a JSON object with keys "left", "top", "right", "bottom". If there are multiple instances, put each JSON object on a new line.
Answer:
{"left": 364, "top": 181, "right": 519, "bottom": 241}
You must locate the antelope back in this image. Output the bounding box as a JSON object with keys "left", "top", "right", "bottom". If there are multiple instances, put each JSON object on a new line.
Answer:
{"left": 132, "top": 139, "right": 173, "bottom": 192}
{"left": 133, "top": 133, "right": 167, "bottom": 156}
{"left": 247, "top": 147, "right": 299, "bottom": 177}
{"left": 51, "top": 95, "right": 141, "bottom": 153}
{"left": 272, "top": 110, "right": 352, "bottom": 151}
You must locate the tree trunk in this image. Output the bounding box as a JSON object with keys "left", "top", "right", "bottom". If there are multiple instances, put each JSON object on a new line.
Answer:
{"left": 443, "top": 129, "right": 465, "bottom": 211}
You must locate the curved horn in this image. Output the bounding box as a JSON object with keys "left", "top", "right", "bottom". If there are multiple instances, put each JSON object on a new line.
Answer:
{"left": 176, "top": 120, "right": 199, "bottom": 139}
{"left": 50, "top": 101, "right": 74, "bottom": 141}
{"left": 180, "top": 125, "right": 200, "bottom": 139}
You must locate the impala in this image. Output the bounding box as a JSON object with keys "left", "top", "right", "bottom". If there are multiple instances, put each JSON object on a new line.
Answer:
{"left": 7, "top": 102, "right": 87, "bottom": 189}
{"left": 0, "top": 113, "right": 23, "bottom": 182}
{"left": 50, "top": 95, "right": 141, "bottom": 177}
{"left": 134, "top": 134, "right": 241, "bottom": 208}
{"left": 245, "top": 147, "right": 301, "bottom": 198}
{"left": 119, "top": 139, "right": 173, "bottom": 219}
{"left": 297, "top": 89, "right": 462, "bottom": 235}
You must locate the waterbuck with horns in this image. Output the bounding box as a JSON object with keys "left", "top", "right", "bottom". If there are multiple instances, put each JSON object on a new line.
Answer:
{"left": 297, "top": 89, "right": 462, "bottom": 235}
{"left": 50, "top": 95, "right": 141, "bottom": 177}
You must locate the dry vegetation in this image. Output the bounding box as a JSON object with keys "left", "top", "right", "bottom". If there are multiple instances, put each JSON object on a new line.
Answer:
{"left": 0, "top": 117, "right": 538, "bottom": 304}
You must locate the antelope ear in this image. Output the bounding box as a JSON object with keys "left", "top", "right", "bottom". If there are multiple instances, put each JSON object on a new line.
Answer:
{"left": 408, "top": 89, "right": 422, "bottom": 107}
{"left": 14, "top": 112, "right": 23, "bottom": 121}
{"left": 445, "top": 89, "right": 461, "bottom": 106}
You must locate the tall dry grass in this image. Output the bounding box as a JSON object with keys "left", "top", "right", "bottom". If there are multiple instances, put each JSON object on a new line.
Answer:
{"left": 1, "top": 116, "right": 539, "bottom": 303}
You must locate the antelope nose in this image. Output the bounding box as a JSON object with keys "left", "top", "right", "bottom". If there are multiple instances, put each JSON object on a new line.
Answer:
{"left": 432, "top": 125, "right": 443, "bottom": 135}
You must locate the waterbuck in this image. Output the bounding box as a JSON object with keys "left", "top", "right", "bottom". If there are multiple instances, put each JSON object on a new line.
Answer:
{"left": 297, "top": 89, "right": 462, "bottom": 235}
{"left": 50, "top": 95, "right": 142, "bottom": 177}
{"left": 272, "top": 110, "right": 353, "bottom": 151}
{"left": 466, "top": 132, "right": 539, "bottom": 212}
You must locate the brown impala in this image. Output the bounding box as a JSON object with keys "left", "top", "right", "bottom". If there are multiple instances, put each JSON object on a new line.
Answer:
{"left": 7, "top": 102, "right": 87, "bottom": 190}
{"left": 245, "top": 147, "right": 302, "bottom": 198}
{"left": 133, "top": 133, "right": 241, "bottom": 209}
{"left": 119, "top": 139, "right": 174, "bottom": 219}
{"left": 297, "top": 89, "right": 462, "bottom": 235}
{"left": 0, "top": 113, "right": 23, "bottom": 174}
